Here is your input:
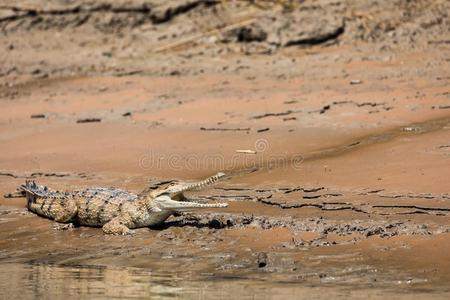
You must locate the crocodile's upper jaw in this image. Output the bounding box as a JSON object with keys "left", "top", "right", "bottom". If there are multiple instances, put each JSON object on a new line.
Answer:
{"left": 150, "top": 172, "right": 227, "bottom": 200}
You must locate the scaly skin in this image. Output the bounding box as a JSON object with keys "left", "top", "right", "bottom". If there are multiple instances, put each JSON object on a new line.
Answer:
{"left": 20, "top": 173, "right": 228, "bottom": 235}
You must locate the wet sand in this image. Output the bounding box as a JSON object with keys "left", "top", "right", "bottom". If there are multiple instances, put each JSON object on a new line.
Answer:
{"left": 1, "top": 0, "right": 450, "bottom": 299}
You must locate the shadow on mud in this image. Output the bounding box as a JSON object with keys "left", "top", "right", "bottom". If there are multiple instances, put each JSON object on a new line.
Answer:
{"left": 151, "top": 214, "right": 238, "bottom": 230}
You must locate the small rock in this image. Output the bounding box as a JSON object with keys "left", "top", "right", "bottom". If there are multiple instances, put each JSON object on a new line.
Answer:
{"left": 257, "top": 252, "right": 268, "bottom": 268}
{"left": 53, "top": 223, "right": 74, "bottom": 231}
{"left": 402, "top": 126, "right": 421, "bottom": 132}
{"left": 320, "top": 105, "right": 330, "bottom": 114}
{"left": 236, "top": 26, "right": 267, "bottom": 42}
{"left": 350, "top": 79, "right": 362, "bottom": 85}
{"left": 208, "top": 219, "right": 223, "bottom": 229}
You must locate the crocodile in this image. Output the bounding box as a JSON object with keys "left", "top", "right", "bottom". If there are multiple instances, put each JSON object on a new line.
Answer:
{"left": 19, "top": 172, "right": 228, "bottom": 235}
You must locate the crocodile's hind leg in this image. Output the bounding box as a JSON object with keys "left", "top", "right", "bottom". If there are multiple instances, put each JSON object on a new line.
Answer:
{"left": 21, "top": 181, "right": 78, "bottom": 223}
{"left": 102, "top": 216, "right": 133, "bottom": 235}
{"left": 27, "top": 197, "right": 78, "bottom": 223}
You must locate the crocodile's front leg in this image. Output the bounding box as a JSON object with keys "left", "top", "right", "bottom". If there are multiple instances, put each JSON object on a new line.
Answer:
{"left": 102, "top": 215, "right": 133, "bottom": 235}
{"left": 53, "top": 198, "right": 78, "bottom": 223}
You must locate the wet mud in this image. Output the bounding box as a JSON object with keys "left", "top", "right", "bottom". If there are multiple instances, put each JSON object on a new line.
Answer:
{"left": 1, "top": 0, "right": 450, "bottom": 299}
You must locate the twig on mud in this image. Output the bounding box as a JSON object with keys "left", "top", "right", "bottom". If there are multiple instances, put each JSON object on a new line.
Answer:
{"left": 4, "top": 191, "right": 25, "bottom": 198}
{"left": 153, "top": 17, "right": 257, "bottom": 53}
{"left": 236, "top": 149, "right": 257, "bottom": 154}
{"left": 200, "top": 127, "right": 250, "bottom": 131}
{"left": 76, "top": 118, "right": 101, "bottom": 123}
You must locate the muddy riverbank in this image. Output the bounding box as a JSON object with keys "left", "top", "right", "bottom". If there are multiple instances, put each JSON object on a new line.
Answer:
{"left": 1, "top": 0, "right": 450, "bottom": 299}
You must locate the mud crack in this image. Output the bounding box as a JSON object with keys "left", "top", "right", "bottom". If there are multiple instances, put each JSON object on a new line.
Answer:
{"left": 0, "top": 170, "right": 96, "bottom": 179}
{"left": 200, "top": 185, "right": 450, "bottom": 216}
{"left": 0, "top": 1, "right": 218, "bottom": 31}
{"left": 284, "top": 21, "right": 345, "bottom": 47}
{"left": 251, "top": 110, "right": 300, "bottom": 120}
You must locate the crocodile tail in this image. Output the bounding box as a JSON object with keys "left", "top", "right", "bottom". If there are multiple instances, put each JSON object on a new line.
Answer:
{"left": 19, "top": 180, "right": 36, "bottom": 194}
{"left": 19, "top": 180, "right": 39, "bottom": 205}
{"left": 19, "top": 180, "right": 55, "bottom": 205}
{"left": 20, "top": 180, "right": 47, "bottom": 197}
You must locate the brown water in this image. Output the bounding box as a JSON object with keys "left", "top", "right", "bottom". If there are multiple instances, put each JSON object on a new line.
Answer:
{"left": 1, "top": 262, "right": 449, "bottom": 300}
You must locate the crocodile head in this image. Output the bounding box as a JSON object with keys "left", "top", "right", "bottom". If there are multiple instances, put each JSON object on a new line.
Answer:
{"left": 145, "top": 172, "right": 228, "bottom": 212}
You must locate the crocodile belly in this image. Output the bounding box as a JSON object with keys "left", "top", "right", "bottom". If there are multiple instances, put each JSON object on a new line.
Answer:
{"left": 130, "top": 210, "right": 174, "bottom": 228}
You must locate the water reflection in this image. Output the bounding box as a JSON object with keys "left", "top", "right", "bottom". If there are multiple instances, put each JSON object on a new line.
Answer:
{"left": 0, "top": 263, "right": 447, "bottom": 300}
{"left": 3, "top": 263, "right": 178, "bottom": 299}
